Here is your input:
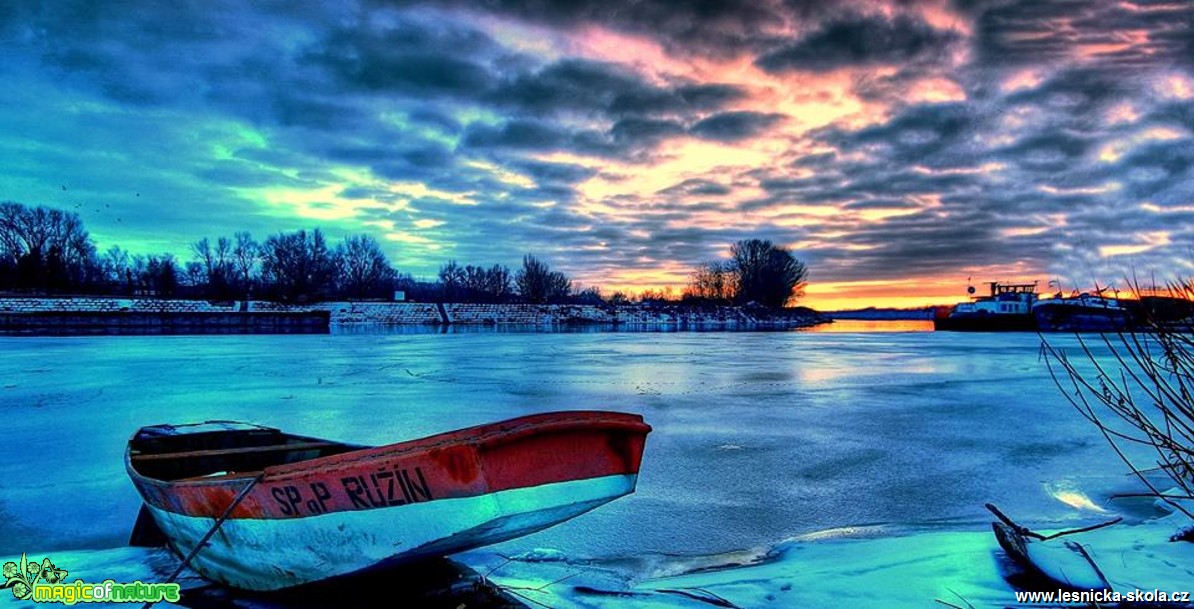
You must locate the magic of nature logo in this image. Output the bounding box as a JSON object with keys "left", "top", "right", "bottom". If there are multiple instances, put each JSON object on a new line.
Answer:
{"left": 3, "top": 553, "right": 180, "bottom": 605}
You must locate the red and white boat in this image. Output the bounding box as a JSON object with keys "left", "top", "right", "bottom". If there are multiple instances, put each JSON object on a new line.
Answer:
{"left": 126, "top": 411, "right": 651, "bottom": 591}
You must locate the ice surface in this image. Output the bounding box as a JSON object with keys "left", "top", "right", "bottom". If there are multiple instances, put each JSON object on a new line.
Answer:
{"left": 0, "top": 328, "right": 1184, "bottom": 606}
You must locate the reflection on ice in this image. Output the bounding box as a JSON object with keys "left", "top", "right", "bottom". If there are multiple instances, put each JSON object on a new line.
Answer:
{"left": 1046, "top": 480, "right": 1111, "bottom": 514}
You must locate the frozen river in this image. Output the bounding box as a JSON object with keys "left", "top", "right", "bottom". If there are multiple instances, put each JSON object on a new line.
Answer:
{"left": 2, "top": 322, "right": 1170, "bottom": 606}
{"left": 0, "top": 323, "right": 1138, "bottom": 557}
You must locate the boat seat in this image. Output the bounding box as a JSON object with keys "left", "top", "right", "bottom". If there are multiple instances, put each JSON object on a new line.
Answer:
{"left": 130, "top": 441, "right": 341, "bottom": 462}
{"left": 175, "top": 470, "right": 259, "bottom": 482}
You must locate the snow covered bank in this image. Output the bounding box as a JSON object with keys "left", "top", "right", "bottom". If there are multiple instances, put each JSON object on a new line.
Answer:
{"left": 8, "top": 514, "right": 1191, "bottom": 608}
{"left": 465, "top": 514, "right": 1194, "bottom": 608}
{"left": 0, "top": 297, "right": 828, "bottom": 330}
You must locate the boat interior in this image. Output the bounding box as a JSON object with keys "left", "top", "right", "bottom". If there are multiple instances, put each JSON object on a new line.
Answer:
{"left": 128, "top": 422, "right": 363, "bottom": 482}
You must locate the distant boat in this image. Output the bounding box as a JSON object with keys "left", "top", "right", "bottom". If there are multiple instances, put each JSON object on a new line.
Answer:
{"left": 1032, "top": 290, "right": 1132, "bottom": 332}
{"left": 934, "top": 281, "right": 1039, "bottom": 332}
{"left": 126, "top": 412, "right": 651, "bottom": 591}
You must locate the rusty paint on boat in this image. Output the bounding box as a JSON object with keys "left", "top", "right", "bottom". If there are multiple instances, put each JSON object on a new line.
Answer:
{"left": 126, "top": 412, "right": 651, "bottom": 590}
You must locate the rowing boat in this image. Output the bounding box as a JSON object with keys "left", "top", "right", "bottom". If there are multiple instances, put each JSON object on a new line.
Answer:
{"left": 125, "top": 411, "right": 651, "bottom": 591}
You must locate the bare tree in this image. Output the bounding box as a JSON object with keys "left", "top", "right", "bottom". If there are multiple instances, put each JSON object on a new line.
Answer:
{"left": 335, "top": 234, "right": 395, "bottom": 299}
{"left": 516, "top": 254, "right": 571, "bottom": 304}
{"left": 438, "top": 259, "right": 465, "bottom": 301}
{"left": 730, "top": 238, "right": 807, "bottom": 307}
{"left": 0, "top": 201, "right": 98, "bottom": 290}
{"left": 684, "top": 260, "right": 737, "bottom": 304}
{"left": 144, "top": 254, "right": 179, "bottom": 297}
{"left": 260, "top": 229, "right": 335, "bottom": 302}
{"left": 232, "top": 231, "right": 259, "bottom": 294}
{"left": 484, "top": 264, "right": 513, "bottom": 302}
{"left": 101, "top": 246, "right": 131, "bottom": 286}
{"left": 457, "top": 263, "right": 513, "bottom": 303}
{"left": 1041, "top": 281, "right": 1194, "bottom": 520}
{"left": 183, "top": 261, "right": 205, "bottom": 288}
{"left": 191, "top": 236, "right": 234, "bottom": 297}
{"left": 573, "top": 285, "right": 604, "bottom": 304}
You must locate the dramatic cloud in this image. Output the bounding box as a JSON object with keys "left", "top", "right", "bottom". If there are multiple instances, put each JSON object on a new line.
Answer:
{"left": 691, "top": 112, "right": 786, "bottom": 142}
{"left": 1, "top": 0, "right": 1192, "bottom": 307}
{"left": 757, "top": 13, "right": 960, "bottom": 73}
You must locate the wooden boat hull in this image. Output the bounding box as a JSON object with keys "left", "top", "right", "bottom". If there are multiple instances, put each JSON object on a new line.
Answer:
{"left": 144, "top": 473, "right": 636, "bottom": 590}
{"left": 126, "top": 411, "right": 650, "bottom": 591}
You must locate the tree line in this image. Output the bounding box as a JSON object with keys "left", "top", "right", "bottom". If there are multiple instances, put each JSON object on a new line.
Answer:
{"left": 0, "top": 201, "right": 808, "bottom": 307}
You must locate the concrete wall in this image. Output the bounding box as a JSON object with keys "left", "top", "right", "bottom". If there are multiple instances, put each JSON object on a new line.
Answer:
{"left": 0, "top": 298, "right": 827, "bottom": 328}
{"left": 0, "top": 311, "right": 328, "bottom": 334}
{"left": 0, "top": 297, "right": 236, "bottom": 313}
{"left": 444, "top": 304, "right": 615, "bottom": 324}
{"left": 249, "top": 301, "right": 442, "bottom": 324}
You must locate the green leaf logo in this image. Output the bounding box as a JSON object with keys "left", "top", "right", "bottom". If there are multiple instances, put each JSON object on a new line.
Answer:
{"left": 3, "top": 553, "right": 63, "bottom": 599}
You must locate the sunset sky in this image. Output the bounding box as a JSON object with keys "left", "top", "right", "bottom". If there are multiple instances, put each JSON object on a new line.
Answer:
{"left": 2, "top": 1, "right": 1192, "bottom": 309}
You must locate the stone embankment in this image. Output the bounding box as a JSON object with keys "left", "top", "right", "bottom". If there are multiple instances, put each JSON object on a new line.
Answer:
{"left": 0, "top": 297, "right": 828, "bottom": 331}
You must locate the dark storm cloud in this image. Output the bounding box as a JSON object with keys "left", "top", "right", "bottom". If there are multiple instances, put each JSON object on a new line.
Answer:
{"left": 992, "top": 132, "right": 1095, "bottom": 173}
{"left": 486, "top": 58, "right": 749, "bottom": 124}
{"left": 610, "top": 118, "right": 687, "bottom": 147}
{"left": 674, "top": 84, "right": 751, "bottom": 111}
{"left": 691, "top": 111, "right": 785, "bottom": 142}
{"left": 1114, "top": 139, "right": 1194, "bottom": 201}
{"left": 401, "top": 145, "right": 457, "bottom": 168}
{"left": 658, "top": 179, "right": 732, "bottom": 197}
{"left": 395, "top": 0, "right": 799, "bottom": 57}
{"left": 319, "top": 51, "right": 495, "bottom": 95}
{"left": 777, "top": 202, "right": 1057, "bottom": 282}
{"left": 608, "top": 84, "right": 750, "bottom": 116}
{"left": 817, "top": 102, "right": 981, "bottom": 170}
{"left": 461, "top": 120, "right": 568, "bottom": 150}
{"left": 268, "top": 93, "right": 366, "bottom": 131}
{"left": 319, "top": 140, "right": 460, "bottom": 182}
{"left": 757, "top": 13, "right": 960, "bottom": 73}
{"left": 3, "top": 0, "right": 1192, "bottom": 295}
{"left": 791, "top": 151, "right": 838, "bottom": 169}
{"left": 970, "top": 0, "right": 1088, "bottom": 65}
{"left": 508, "top": 160, "right": 599, "bottom": 185}
{"left": 970, "top": 0, "right": 1194, "bottom": 69}
{"left": 840, "top": 198, "right": 919, "bottom": 210}
{"left": 461, "top": 119, "right": 645, "bottom": 158}
{"left": 1003, "top": 66, "right": 1136, "bottom": 115}
{"left": 488, "top": 58, "right": 654, "bottom": 116}
{"left": 304, "top": 17, "right": 501, "bottom": 95}
{"left": 739, "top": 99, "right": 1050, "bottom": 279}
{"left": 750, "top": 53, "right": 1193, "bottom": 282}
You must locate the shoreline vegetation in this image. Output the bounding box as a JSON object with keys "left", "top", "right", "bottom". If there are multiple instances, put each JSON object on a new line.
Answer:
{"left": 0, "top": 201, "right": 821, "bottom": 334}
{"left": 1, "top": 201, "right": 810, "bottom": 312}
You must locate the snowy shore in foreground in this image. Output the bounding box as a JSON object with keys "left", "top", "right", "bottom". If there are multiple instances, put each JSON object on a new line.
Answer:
{"left": 6, "top": 511, "right": 1193, "bottom": 608}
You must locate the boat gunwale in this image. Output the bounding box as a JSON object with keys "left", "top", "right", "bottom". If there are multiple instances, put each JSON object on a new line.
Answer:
{"left": 126, "top": 410, "right": 650, "bottom": 488}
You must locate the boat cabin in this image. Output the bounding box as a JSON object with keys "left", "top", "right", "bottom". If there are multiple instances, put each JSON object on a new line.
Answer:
{"left": 953, "top": 281, "right": 1039, "bottom": 316}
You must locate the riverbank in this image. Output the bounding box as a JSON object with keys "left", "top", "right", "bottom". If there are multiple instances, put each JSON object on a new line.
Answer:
{"left": 10, "top": 511, "right": 1191, "bottom": 608}
{"left": 826, "top": 307, "right": 938, "bottom": 320}
{"left": 0, "top": 297, "right": 829, "bottom": 333}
